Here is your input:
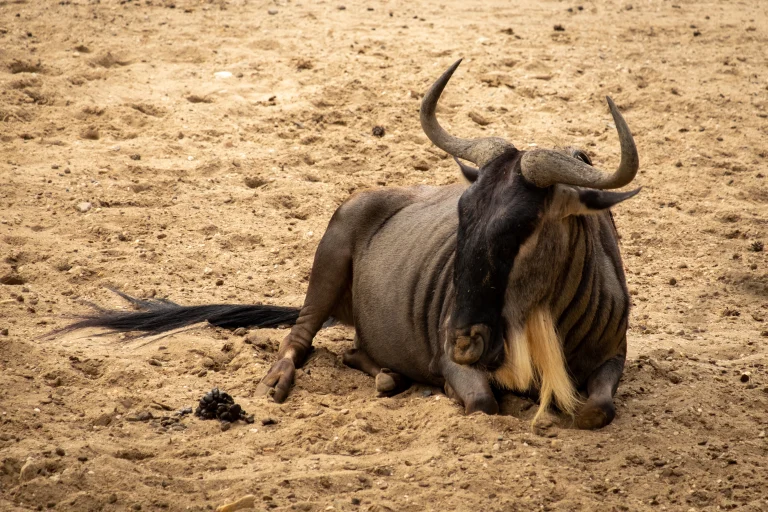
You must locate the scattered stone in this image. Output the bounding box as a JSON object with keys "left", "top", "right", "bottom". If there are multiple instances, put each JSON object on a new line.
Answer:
{"left": 669, "top": 277, "right": 677, "bottom": 286}
{"left": 0, "top": 274, "right": 25, "bottom": 285}
{"left": 127, "top": 411, "right": 154, "bottom": 422}
{"left": 1, "top": 328, "right": 9, "bottom": 336}
{"left": 108, "top": 494, "right": 117, "bottom": 504}
{"left": 130, "top": 154, "right": 141, "bottom": 160}
{"left": 76, "top": 201, "right": 92, "bottom": 213}
{"left": 469, "top": 111, "right": 491, "bottom": 126}
{"left": 413, "top": 159, "right": 430, "bottom": 171}
{"left": 421, "top": 389, "right": 432, "bottom": 397}
{"left": 178, "top": 406, "right": 193, "bottom": 416}
{"left": 268, "top": 9, "right": 278, "bottom": 15}
{"left": 19, "top": 459, "right": 45, "bottom": 482}
{"left": 93, "top": 413, "right": 113, "bottom": 427}
{"left": 372, "top": 125, "right": 385, "bottom": 137}
{"left": 215, "top": 495, "right": 255, "bottom": 512}
{"left": 554, "top": 24, "right": 566, "bottom": 31}
{"left": 115, "top": 448, "right": 154, "bottom": 461}
{"left": 80, "top": 127, "right": 99, "bottom": 140}
{"left": 55, "top": 447, "right": 65, "bottom": 456}
{"left": 740, "top": 372, "right": 750, "bottom": 383}
{"left": 261, "top": 417, "right": 277, "bottom": 426}
{"left": 244, "top": 176, "right": 267, "bottom": 188}
{"left": 233, "top": 327, "right": 248, "bottom": 336}
{"left": 214, "top": 71, "right": 233, "bottom": 79}
{"left": 220, "top": 421, "right": 231, "bottom": 432}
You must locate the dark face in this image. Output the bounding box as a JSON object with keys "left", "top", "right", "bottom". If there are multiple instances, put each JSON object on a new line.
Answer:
{"left": 450, "top": 148, "right": 549, "bottom": 368}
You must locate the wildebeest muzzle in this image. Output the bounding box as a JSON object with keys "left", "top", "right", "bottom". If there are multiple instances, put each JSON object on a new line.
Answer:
{"left": 451, "top": 323, "right": 504, "bottom": 369}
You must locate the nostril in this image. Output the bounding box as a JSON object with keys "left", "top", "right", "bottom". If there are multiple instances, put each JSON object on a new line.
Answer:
{"left": 451, "top": 324, "right": 488, "bottom": 366}
{"left": 469, "top": 324, "right": 491, "bottom": 344}
{"left": 455, "top": 336, "right": 472, "bottom": 351}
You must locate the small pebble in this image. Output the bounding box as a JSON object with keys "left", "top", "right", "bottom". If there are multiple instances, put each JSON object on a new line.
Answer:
{"left": 220, "top": 421, "right": 231, "bottom": 432}
{"left": 261, "top": 417, "right": 277, "bottom": 426}
{"left": 268, "top": 9, "right": 278, "bottom": 14}
{"left": 740, "top": 372, "right": 750, "bottom": 383}
{"left": 233, "top": 327, "right": 248, "bottom": 336}
{"left": 669, "top": 277, "right": 677, "bottom": 286}
{"left": 76, "top": 202, "right": 92, "bottom": 213}
{"left": 55, "top": 447, "right": 66, "bottom": 456}
{"left": 372, "top": 125, "right": 385, "bottom": 137}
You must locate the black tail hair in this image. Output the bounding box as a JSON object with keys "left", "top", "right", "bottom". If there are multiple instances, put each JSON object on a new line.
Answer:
{"left": 53, "top": 289, "right": 301, "bottom": 338}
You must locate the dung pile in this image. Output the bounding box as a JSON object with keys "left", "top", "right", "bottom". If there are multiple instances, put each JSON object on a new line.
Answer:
{"left": 194, "top": 388, "right": 255, "bottom": 424}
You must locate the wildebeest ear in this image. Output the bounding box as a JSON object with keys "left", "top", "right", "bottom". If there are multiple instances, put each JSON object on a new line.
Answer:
{"left": 454, "top": 157, "right": 479, "bottom": 183}
{"left": 554, "top": 186, "right": 641, "bottom": 217}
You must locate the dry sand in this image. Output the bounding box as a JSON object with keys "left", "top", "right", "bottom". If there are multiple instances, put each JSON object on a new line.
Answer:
{"left": 1, "top": 0, "right": 767, "bottom": 510}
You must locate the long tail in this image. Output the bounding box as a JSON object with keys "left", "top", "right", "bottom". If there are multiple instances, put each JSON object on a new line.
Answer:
{"left": 52, "top": 289, "right": 301, "bottom": 338}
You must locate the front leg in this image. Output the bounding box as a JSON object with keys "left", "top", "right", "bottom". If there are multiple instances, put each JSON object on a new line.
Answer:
{"left": 440, "top": 355, "right": 499, "bottom": 415}
{"left": 575, "top": 352, "right": 625, "bottom": 429}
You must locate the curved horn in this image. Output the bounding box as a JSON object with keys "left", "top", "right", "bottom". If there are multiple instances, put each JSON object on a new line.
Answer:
{"left": 520, "top": 97, "right": 639, "bottom": 189}
{"left": 420, "top": 59, "right": 513, "bottom": 167}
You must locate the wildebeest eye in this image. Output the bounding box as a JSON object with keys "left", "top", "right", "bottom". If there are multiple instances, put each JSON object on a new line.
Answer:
{"left": 572, "top": 149, "right": 592, "bottom": 166}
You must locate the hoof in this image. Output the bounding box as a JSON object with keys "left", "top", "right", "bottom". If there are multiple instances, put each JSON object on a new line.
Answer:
{"left": 464, "top": 394, "right": 499, "bottom": 415}
{"left": 532, "top": 411, "right": 559, "bottom": 437}
{"left": 375, "top": 370, "right": 397, "bottom": 393}
{"left": 375, "top": 369, "right": 409, "bottom": 396}
{"left": 576, "top": 399, "right": 615, "bottom": 430}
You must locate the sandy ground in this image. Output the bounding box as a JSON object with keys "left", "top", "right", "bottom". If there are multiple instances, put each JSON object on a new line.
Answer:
{"left": 1, "top": 0, "right": 767, "bottom": 510}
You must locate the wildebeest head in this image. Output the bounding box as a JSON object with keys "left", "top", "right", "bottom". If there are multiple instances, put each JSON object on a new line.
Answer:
{"left": 420, "top": 60, "right": 640, "bottom": 368}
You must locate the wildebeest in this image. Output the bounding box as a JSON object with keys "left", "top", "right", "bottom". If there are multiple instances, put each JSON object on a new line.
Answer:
{"left": 61, "top": 60, "right": 640, "bottom": 429}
